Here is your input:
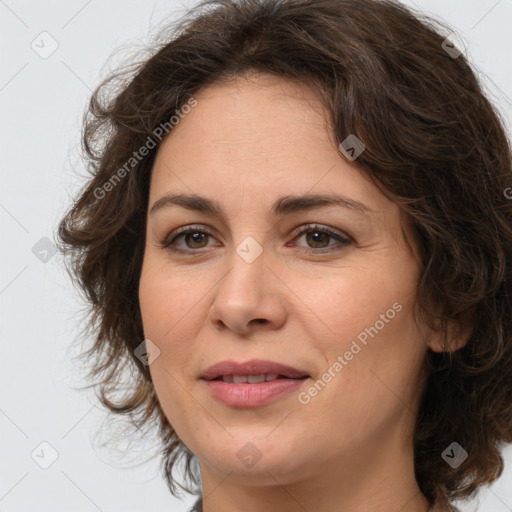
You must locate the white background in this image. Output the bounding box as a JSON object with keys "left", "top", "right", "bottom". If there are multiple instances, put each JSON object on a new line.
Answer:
{"left": 1, "top": 0, "right": 511, "bottom": 511}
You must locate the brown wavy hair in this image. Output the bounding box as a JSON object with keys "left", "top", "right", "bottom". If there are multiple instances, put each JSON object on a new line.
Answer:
{"left": 56, "top": 0, "right": 512, "bottom": 508}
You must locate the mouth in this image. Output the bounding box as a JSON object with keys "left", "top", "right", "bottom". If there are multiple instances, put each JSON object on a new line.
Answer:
{"left": 200, "top": 359, "right": 311, "bottom": 407}
{"left": 200, "top": 359, "right": 311, "bottom": 381}
{"left": 209, "top": 373, "right": 307, "bottom": 383}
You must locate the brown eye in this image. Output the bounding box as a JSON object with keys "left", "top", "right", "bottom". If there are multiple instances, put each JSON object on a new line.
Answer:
{"left": 181, "top": 232, "right": 210, "bottom": 249}
{"left": 304, "top": 230, "right": 331, "bottom": 249}
{"left": 160, "top": 225, "right": 216, "bottom": 253}
{"left": 292, "top": 224, "right": 352, "bottom": 253}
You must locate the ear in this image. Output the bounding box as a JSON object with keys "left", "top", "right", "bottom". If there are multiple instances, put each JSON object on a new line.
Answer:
{"left": 427, "top": 312, "right": 473, "bottom": 353}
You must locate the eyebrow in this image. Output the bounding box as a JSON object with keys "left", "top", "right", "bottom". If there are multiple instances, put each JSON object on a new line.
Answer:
{"left": 150, "top": 193, "right": 374, "bottom": 221}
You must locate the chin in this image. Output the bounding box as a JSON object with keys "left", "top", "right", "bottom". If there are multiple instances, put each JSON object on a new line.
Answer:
{"left": 199, "top": 437, "right": 311, "bottom": 484}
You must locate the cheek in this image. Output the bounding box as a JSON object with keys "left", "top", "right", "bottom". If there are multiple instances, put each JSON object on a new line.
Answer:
{"left": 294, "top": 260, "right": 424, "bottom": 409}
{"left": 289, "top": 262, "right": 409, "bottom": 351}
{"left": 139, "top": 257, "right": 208, "bottom": 349}
{"left": 139, "top": 262, "right": 205, "bottom": 441}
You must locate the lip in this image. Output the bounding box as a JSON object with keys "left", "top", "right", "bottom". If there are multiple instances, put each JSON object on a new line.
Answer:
{"left": 204, "top": 378, "right": 309, "bottom": 407}
{"left": 200, "top": 359, "right": 311, "bottom": 408}
{"left": 200, "top": 359, "right": 310, "bottom": 381}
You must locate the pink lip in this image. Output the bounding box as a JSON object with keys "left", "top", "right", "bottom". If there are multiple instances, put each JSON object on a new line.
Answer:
{"left": 200, "top": 359, "right": 311, "bottom": 408}
{"left": 203, "top": 378, "right": 309, "bottom": 407}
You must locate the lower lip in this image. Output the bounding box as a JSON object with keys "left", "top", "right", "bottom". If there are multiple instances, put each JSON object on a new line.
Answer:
{"left": 203, "top": 378, "right": 309, "bottom": 407}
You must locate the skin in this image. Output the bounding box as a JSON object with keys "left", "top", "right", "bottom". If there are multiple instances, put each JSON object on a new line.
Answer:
{"left": 138, "top": 72, "right": 454, "bottom": 512}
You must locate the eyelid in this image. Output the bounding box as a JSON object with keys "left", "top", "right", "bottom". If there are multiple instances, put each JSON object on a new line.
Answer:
{"left": 170, "top": 223, "right": 214, "bottom": 238}
{"left": 289, "top": 223, "right": 352, "bottom": 244}
{"left": 157, "top": 223, "right": 218, "bottom": 251}
{"left": 164, "top": 222, "right": 352, "bottom": 242}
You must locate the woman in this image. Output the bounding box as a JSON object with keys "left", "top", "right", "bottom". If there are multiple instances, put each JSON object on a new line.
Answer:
{"left": 57, "top": 0, "right": 512, "bottom": 511}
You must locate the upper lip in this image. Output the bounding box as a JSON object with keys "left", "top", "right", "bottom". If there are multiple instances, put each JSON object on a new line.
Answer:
{"left": 200, "top": 359, "right": 310, "bottom": 381}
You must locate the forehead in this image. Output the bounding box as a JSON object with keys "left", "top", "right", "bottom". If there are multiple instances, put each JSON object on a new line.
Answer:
{"left": 148, "top": 73, "right": 394, "bottom": 217}
{"left": 159, "top": 73, "right": 332, "bottom": 162}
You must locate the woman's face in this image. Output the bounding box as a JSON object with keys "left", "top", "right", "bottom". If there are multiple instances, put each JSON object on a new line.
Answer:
{"left": 139, "top": 73, "right": 430, "bottom": 488}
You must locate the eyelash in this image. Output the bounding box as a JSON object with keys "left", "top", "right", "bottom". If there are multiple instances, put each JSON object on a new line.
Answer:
{"left": 158, "top": 223, "right": 353, "bottom": 255}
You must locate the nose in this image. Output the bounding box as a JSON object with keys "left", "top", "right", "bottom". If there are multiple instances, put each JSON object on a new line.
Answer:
{"left": 207, "top": 243, "right": 287, "bottom": 336}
